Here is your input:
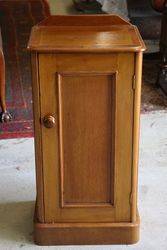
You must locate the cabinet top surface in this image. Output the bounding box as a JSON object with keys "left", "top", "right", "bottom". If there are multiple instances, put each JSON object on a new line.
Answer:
{"left": 28, "top": 15, "right": 146, "bottom": 53}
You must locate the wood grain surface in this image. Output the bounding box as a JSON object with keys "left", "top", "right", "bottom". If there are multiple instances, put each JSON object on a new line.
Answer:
{"left": 28, "top": 15, "right": 146, "bottom": 52}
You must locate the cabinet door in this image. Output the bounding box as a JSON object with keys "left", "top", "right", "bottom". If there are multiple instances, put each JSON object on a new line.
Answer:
{"left": 38, "top": 53, "right": 134, "bottom": 223}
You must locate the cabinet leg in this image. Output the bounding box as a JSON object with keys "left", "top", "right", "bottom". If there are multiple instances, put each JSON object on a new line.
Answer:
{"left": 0, "top": 49, "right": 12, "bottom": 123}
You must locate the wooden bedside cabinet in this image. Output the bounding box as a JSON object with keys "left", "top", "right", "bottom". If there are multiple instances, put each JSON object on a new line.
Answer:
{"left": 28, "top": 15, "right": 146, "bottom": 246}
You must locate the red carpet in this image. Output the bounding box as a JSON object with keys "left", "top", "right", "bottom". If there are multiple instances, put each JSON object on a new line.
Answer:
{"left": 0, "top": 0, "right": 50, "bottom": 139}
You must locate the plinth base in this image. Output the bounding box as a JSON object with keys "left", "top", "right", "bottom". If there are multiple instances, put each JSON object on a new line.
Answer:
{"left": 34, "top": 212, "right": 140, "bottom": 245}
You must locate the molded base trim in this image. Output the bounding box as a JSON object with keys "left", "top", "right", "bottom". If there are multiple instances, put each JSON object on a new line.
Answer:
{"left": 34, "top": 212, "right": 140, "bottom": 245}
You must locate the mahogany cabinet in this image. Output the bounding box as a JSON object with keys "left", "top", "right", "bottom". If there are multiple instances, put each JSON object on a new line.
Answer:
{"left": 28, "top": 15, "right": 146, "bottom": 245}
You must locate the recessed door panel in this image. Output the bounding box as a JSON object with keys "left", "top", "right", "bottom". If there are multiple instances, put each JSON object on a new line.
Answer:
{"left": 58, "top": 72, "right": 116, "bottom": 207}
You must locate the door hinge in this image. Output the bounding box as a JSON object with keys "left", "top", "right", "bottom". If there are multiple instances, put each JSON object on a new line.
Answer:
{"left": 132, "top": 75, "right": 136, "bottom": 90}
{"left": 129, "top": 192, "right": 133, "bottom": 205}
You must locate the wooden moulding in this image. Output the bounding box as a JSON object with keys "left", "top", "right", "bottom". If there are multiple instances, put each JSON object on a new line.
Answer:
{"left": 34, "top": 209, "right": 140, "bottom": 246}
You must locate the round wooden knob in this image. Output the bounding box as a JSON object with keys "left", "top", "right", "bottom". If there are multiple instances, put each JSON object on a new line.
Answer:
{"left": 43, "top": 115, "right": 56, "bottom": 128}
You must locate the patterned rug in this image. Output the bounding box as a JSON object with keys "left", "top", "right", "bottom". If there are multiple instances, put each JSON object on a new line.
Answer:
{"left": 0, "top": 0, "right": 50, "bottom": 139}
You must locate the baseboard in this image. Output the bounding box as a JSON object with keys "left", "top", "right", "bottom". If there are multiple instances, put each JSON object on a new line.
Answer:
{"left": 34, "top": 212, "right": 140, "bottom": 246}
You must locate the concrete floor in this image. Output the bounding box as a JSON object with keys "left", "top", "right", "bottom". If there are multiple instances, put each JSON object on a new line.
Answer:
{"left": 0, "top": 111, "right": 167, "bottom": 249}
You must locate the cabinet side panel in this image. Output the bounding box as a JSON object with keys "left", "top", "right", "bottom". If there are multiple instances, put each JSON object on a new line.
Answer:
{"left": 31, "top": 53, "right": 45, "bottom": 222}
{"left": 58, "top": 72, "right": 116, "bottom": 207}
